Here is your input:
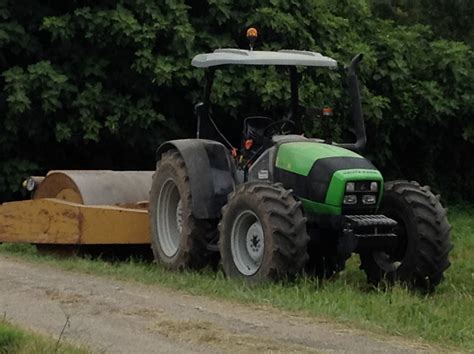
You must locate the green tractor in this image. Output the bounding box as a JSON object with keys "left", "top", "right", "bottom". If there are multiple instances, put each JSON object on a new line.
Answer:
{"left": 149, "top": 33, "right": 452, "bottom": 292}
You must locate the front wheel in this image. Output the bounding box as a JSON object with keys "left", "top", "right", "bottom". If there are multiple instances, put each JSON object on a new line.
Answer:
{"left": 360, "top": 180, "right": 453, "bottom": 292}
{"left": 219, "top": 182, "right": 309, "bottom": 282}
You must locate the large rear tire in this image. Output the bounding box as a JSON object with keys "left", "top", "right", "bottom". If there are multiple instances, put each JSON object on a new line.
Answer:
{"left": 360, "top": 180, "right": 453, "bottom": 292}
{"left": 149, "top": 150, "right": 216, "bottom": 270}
{"left": 219, "top": 182, "right": 309, "bottom": 282}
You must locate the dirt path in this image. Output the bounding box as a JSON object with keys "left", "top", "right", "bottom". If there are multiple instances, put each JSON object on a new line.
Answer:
{"left": 0, "top": 256, "right": 433, "bottom": 353}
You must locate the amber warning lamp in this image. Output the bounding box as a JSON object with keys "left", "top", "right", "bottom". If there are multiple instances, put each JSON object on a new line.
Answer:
{"left": 246, "top": 27, "right": 258, "bottom": 51}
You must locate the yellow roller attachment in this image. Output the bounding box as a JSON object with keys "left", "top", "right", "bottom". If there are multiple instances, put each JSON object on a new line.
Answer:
{"left": 33, "top": 170, "right": 154, "bottom": 205}
{"left": 0, "top": 198, "right": 150, "bottom": 245}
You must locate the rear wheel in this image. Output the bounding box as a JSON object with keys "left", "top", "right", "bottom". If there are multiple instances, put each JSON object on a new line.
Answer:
{"left": 360, "top": 180, "right": 453, "bottom": 292}
{"left": 149, "top": 150, "right": 215, "bottom": 270}
{"left": 219, "top": 182, "right": 309, "bottom": 282}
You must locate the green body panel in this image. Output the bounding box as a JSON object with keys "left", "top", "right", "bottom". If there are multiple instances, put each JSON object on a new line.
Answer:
{"left": 325, "top": 169, "right": 384, "bottom": 207}
{"left": 275, "top": 142, "right": 362, "bottom": 176}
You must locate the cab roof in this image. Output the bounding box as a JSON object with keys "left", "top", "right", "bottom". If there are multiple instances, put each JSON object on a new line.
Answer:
{"left": 191, "top": 49, "right": 338, "bottom": 68}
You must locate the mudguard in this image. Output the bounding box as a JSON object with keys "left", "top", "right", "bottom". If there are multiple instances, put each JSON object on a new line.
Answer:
{"left": 156, "top": 139, "right": 235, "bottom": 219}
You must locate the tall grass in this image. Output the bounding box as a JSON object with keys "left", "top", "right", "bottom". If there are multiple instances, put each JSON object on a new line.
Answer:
{"left": 1, "top": 207, "right": 472, "bottom": 351}
{"left": 0, "top": 320, "right": 88, "bottom": 354}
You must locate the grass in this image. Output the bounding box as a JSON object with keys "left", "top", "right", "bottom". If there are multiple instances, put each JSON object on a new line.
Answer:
{"left": 0, "top": 319, "right": 88, "bottom": 354}
{"left": 0, "top": 206, "right": 472, "bottom": 351}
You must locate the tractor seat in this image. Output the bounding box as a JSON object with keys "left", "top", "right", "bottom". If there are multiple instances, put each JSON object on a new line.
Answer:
{"left": 243, "top": 116, "right": 273, "bottom": 144}
{"left": 241, "top": 116, "right": 273, "bottom": 160}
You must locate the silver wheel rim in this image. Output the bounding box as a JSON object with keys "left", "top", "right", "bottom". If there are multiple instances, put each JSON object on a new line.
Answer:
{"left": 156, "top": 178, "right": 183, "bottom": 257}
{"left": 230, "top": 210, "right": 265, "bottom": 276}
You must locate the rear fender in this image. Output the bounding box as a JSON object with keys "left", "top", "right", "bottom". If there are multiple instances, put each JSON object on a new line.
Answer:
{"left": 156, "top": 139, "right": 235, "bottom": 219}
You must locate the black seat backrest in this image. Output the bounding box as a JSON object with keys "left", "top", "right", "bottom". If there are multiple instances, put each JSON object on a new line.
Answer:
{"left": 243, "top": 116, "right": 272, "bottom": 143}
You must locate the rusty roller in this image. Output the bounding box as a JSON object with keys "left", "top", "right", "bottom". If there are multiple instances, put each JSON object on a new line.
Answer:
{"left": 0, "top": 170, "right": 153, "bottom": 247}
{"left": 32, "top": 170, "right": 153, "bottom": 206}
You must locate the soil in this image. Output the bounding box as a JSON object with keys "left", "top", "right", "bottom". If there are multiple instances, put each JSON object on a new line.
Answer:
{"left": 0, "top": 255, "right": 436, "bottom": 353}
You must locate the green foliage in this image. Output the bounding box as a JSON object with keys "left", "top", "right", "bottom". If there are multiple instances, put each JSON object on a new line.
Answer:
{"left": 371, "top": 0, "right": 474, "bottom": 46}
{"left": 0, "top": 0, "right": 473, "bottom": 201}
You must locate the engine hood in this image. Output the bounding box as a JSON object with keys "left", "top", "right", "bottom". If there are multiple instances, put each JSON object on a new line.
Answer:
{"left": 275, "top": 142, "right": 363, "bottom": 176}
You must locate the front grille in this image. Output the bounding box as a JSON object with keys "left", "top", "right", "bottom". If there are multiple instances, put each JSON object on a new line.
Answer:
{"left": 342, "top": 180, "right": 379, "bottom": 215}
{"left": 353, "top": 181, "right": 373, "bottom": 192}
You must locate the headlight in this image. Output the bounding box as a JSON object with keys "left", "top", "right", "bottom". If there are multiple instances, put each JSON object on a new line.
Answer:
{"left": 370, "top": 182, "right": 378, "bottom": 192}
{"left": 345, "top": 182, "right": 355, "bottom": 192}
{"left": 343, "top": 195, "right": 357, "bottom": 205}
{"left": 362, "top": 194, "right": 377, "bottom": 205}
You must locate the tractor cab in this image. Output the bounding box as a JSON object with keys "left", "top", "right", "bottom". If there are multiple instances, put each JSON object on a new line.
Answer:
{"left": 192, "top": 47, "right": 338, "bottom": 148}
{"left": 191, "top": 34, "right": 367, "bottom": 172}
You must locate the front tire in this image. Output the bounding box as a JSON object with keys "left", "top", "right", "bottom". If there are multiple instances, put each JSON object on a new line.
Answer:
{"left": 149, "top": 150, "right": 215, "bottom": 270}
{"left": 360, "top": 180, "right": 453, "bottom": 292}
{"left": 219, "top": 182, "right": 309, "bottom": 282}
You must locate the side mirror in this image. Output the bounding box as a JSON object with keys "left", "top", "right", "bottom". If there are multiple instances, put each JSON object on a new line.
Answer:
{"left": 194, "top": 102, "right": 205, "bottom": 117}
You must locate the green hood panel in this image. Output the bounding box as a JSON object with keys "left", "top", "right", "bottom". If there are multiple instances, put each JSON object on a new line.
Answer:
{"left": 275, "top": 142, "right": 362, "bottom": 176}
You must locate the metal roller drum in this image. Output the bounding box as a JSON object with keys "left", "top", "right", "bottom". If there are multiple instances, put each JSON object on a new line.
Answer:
{"left": 33, "top": 170, "right": 154, "bottom": 205}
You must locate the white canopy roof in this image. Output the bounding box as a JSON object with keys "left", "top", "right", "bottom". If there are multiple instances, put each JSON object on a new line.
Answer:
{"left": 191, "top": 49, "right": 337, "bottom": 68}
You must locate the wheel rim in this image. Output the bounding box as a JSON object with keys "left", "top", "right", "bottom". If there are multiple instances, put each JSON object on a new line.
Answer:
{"left": 230, "top": 210, "right": 265, "bottom": 276}
{"left": 373, "top": 209, "right": 408, "bottom": 272}
{"left": 156, "top": 178, "right": 183, "bottom": 257}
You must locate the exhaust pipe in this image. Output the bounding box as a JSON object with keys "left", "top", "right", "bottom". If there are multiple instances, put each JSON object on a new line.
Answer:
{"left": 335, "top": 53, "right": 367, "bottom": 152}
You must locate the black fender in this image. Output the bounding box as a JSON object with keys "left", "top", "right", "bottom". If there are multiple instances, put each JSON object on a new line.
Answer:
{"left": 156, "top": 139, "right": 235, "bottom": 219}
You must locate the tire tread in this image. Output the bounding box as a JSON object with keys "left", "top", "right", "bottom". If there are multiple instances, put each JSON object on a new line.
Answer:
{"left": 360, "top": 180, "right": 453, "bottom": 292}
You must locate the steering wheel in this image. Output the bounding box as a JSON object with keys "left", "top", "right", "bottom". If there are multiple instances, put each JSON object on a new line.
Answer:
{"left": 263, "top": 119, "right": 295, "bottom": 137}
